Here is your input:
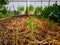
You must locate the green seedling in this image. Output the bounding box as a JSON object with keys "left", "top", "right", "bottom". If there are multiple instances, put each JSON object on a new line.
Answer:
{"left": 29, "top": 16, "right": 36, "bottom": 36}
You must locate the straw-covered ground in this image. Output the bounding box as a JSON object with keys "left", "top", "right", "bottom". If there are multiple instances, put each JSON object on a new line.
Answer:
{"left": 0, "top": 15, "right": 60, "bottom": 45}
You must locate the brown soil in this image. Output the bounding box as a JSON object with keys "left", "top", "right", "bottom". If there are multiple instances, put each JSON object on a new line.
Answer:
{"left": 0, "top": 15, "right": 60, "bottom": 45}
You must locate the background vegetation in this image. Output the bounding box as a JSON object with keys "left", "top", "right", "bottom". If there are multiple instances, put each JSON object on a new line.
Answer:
{"left": 0, "top": 0, "right": 60, "bottom": 25}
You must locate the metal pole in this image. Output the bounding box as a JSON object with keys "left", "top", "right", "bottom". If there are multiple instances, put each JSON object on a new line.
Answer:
{"left": 17, "top": 3, "right": 20, "bottom": 15}
{"left": 54, "top": 0, "right": 57, "bottom": 14}
{"left": 26, "top": 0, "right": 28, "bottom": 15}
{"left": 34, "top": 0, "right": 36, "bottom": 12}
{"left": 26, "top": 0, "right": 27, "bottom": 14}
{"left": 28, "top": 0, "right": 29, "bottom": 12}
{"left": 34, "top": 0, "right": 36, "bottom": 15}
{"left": 55, "top": 0, "right": 57, "bottom": 5}
{"left": 41, "top": 0, "right": 42, "bottom": 8}
{"left": 48, "top": 0, "right": 50, "bottom": 6}
{"left": 13, "top": 5, "right": 16, "bottom": 16}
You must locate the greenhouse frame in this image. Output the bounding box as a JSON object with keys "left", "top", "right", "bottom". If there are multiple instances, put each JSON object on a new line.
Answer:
{"left": 8, "top": 0, "right": 60, "bottom": 10}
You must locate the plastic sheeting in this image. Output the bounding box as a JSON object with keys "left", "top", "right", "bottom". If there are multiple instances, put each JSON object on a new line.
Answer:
{"left": 9, "top": 0, "right": 60, "bottom": 2}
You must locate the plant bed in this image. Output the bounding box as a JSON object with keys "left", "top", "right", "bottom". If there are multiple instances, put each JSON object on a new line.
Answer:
{"left": 28, "top": 5, "right": 34, "bottom": 15}
{"left": 35, "top": 7, "right": 42, "bottom": 15}
{"left": 20, "top": 6, "right": 25, "bottom": 15}
{"left": 0, "top": 15, "right": 60, "bottom": 45}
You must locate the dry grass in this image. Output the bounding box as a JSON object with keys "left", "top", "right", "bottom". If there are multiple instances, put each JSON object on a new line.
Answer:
{"left": 0, "top": 15, "right": 60, "bottom": 45}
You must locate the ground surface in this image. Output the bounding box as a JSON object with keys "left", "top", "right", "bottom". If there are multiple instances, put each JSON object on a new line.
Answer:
{"left": 0, "top": 15, "right": 60, "bottom": 45}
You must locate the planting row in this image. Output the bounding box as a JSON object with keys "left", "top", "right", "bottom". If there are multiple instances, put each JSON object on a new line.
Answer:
{"left": 10, "top": 5, "right": 42, "bottom": 15}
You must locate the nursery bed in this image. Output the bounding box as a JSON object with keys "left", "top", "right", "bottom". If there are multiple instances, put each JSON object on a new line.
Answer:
{"left": 0, "top": 15, "right": 60, "bottom": 45}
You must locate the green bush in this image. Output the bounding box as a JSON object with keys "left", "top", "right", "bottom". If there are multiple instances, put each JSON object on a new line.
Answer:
{"left": 41, "top": 6, "right": 53, "bottom": 18}
{"left": 29, "top": 5, "right": 34, "bottom": 11}
{"left": 20, "top": 6, "right": 24, "bottom": 11}
{"left": 29, "top": 16, "right": 35, "bottom": 36}
{"left": 0, "top": 0, "right": 9, "bottom": 5}
{"left": 57, "top": 5, "right": 60, "bottom": 23}
{"left": 0, "top": 12, "right": 5, "bottom": 18}
{"left": 6, "top": 13, "right": 13, "bottom": 17}
{"left": 35, "top": 6, "right": 42, "bottom": 12}
{"left": 2, "top": 6, "right": 7, "bottom": 14}
{"left": 0, "top": 12, "right": 13, "bottom": 18}
{"left": 0, "top": 0, "right": 9, "bottom": 10}
{"left": 49, "top": 5, "right": 60, "bottom": 22}
{"left": 40, "top": 4, "right": 60, "bottom": 24}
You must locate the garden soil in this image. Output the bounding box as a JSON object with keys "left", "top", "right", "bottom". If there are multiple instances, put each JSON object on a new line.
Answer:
{"left": 0, "top": 15, "right": 60, "bottom": 45}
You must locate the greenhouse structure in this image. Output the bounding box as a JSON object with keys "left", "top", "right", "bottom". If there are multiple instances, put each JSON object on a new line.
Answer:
{"left": 8, "top": 0, "right": 60, "bottom": 10}
{"left": 0, "top": 0, "right": 60, "bottom": 45}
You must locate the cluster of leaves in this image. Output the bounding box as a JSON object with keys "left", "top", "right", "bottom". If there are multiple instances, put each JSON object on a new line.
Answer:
{"left": 41, "top": 6, "right": 53, "bottom": 18}
{"left": 0, "top": 0, "right": 9, "bottom": 10}
{"left": 0, "top": 0, "right": 13, "bottom": 18}
{"left": 0, "top": 6, "right": 13, "bottom": 18}
{"left": 0, "top": 6, "right": 7, "bottom": 18}
{"left": 0, "top": 5, "right": 13, "bottom": 18}
{"left": 35, "top": 6, "right": 42, "bottom": 13}
{"left": 0, "top": 12, "right": 13, "bottom": 18}
{"left": 0, "top": 0, "right": 8, "bottom": 5}
{"left": 2, "top": 6, "right": 8, "bottom": 14}
{"left": 49, "top": 5, "right": 60, "bottom": 22}
{"left": 57, "top": 5, "right": 60, "bottom": 23}
{"left": 0, "top": 12, "right": 5, "bottom": 18}
{"left": 20, "top": 6, "right": 24, "bottom": 11}
{"left": 29, "top": 5, "right": 34, "bottom": 11}
{"left": 40, "top": 4, "right": 60, "bottom": 24}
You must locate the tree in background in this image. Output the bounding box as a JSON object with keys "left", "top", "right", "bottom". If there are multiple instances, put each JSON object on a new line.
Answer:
{"left": 0, "top": 0, "right": 9, "bottom": 10}
{"left": 0, "top": 0, "right": 13, "bottom": 18}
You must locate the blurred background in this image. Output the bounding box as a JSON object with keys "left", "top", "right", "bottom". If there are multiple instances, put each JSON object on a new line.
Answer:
{"left": 0, "top": 0, "right": 60, "bottom": 24}
{"left": 7, "top": 0, "right": 60, "bottom": 11}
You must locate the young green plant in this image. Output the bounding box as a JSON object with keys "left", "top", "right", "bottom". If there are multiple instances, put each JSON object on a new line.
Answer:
{"left": 20, "top": 6, "right": 24, "bottom": 11}
{"left": 29, "top": 5, "right": 34, "bottom": 11}
{"left": 35, "top": 6, "right": 42, "bottom": 13}
{"left": 29, "top": 15, "right": 35, "bottom": 36}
